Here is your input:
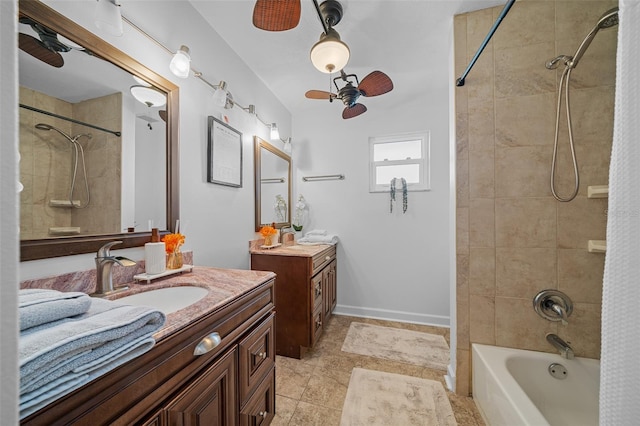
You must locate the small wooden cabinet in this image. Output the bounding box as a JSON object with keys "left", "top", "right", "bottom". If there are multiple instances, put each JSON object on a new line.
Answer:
{"left": 251, "top": 245, "right": 337, "bottom": 359}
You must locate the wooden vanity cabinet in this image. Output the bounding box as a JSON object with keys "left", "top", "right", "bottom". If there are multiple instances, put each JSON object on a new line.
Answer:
{"left": 21, "top": 279, "right": 275, "bottom": 426}
{"left": 251, "top": 245, "right": 337, "bottom": 359}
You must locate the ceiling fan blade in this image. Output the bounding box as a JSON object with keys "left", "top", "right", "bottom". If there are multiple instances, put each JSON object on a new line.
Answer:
{"left": 358, "top": 71, "right": 393, "bottom": 97}
{"left": 342, "top": 103, "right": 367, "bottom": 119}
{"left": 305, "top": 90, "right": 334, "bottom": 100}
{"left": 253, "top": 0, "right": 301, "bottom": 31}
{"left": 19, "top": 33, "right": 64, "bottom": 68}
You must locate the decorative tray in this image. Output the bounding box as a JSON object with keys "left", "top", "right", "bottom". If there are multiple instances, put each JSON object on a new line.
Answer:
{"left": 260, "top": 243, "right": 282, "bottom": 249}
{"left": 133, "top": 264, "right": 194, "bottom": 283}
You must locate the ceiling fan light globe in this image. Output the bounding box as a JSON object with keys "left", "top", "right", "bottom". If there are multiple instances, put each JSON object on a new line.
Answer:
{"left": 310, "top": 30, "right": 350, "bottom": 74}
{"left": 169, "top": 46, "right": 191, "bottom": 78}
{"left": 130, "top": 86, "right": 166, "bottom": 108}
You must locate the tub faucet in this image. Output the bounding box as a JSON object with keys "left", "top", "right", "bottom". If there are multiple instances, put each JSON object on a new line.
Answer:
{"left": 92, "top": 241, "right": 136, "bottom": 297}
{"left": 546, "top": 333, "right": 575, "bottom": 359}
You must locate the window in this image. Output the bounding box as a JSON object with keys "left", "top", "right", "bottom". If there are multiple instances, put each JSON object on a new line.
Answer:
{"left": 369, "top": 132, "right": 430, "bottom": 193}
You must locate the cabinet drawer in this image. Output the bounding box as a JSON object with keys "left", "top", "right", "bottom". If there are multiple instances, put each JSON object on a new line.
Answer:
{"left": 240, "top": 367, "right": 275, "bottom": 426}
{"left": 239, "top": 313, "right": 275, "bottom": 405}
{"left": 311, "top": 246, "right": 336, "bottom": 276}
{"left": 311, "top": 308, "right": 323, "bottom": 345}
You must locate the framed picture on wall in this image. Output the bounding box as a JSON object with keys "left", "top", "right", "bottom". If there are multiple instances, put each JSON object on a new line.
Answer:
{"left": 207, "top": 116, "right": 243, "bottom": 187}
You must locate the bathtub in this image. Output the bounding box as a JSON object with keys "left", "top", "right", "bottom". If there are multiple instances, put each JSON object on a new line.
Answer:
{"left": 472, "top": 344, "right": 600, "bottom": 426}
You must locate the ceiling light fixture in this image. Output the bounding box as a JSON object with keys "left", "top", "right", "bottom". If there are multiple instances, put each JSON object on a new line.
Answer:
{"left": 270, "top": 123, "right": 280, "bottom": 141}
{"left": 213, "top": 81, "right": 232, "bottom": 108}
{"left": 282, "top": 137, "right": 292, "bottom": 154}
{"left": 310, "top": 28, "right": 350, "bottom": 73}
{"left": 130, "top": 86, "right": 166, "bottom": 108}
{"left": 94, "top": 0, "right": 123, "bottom": 37}
{"left": 169, "top": 45, "right": 191, "bottom": 78}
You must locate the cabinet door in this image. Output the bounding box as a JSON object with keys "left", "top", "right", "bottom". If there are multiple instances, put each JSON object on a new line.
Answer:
{"left": 239, "top": 367, "right": 275, "bottom": 426}
{"left": 163, "top": 347, "right": 238, "bottom": 426}
{"left": 322, "top": 260, "right": 337, "bottom": 321}
{"left": 311, "top": 273, "right": 323, "bottom": 313}
{"left": 239, "top": 313, "right": 275, "bottom": 405}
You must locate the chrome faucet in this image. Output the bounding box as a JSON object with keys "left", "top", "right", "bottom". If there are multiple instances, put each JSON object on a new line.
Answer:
{"left": 546, "top": 333, "right": 575, "bottom": 359}
{"left": 533, "top": 290, "right": 573, "bottom": 325}
{"left": 92, "top": 241, "right": 136, "bottom": 297}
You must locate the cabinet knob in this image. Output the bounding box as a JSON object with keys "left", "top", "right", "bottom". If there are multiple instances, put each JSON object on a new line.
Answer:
{"left": 258, "top": 411, "right": 268, "bottom": 418}
{"left": 193, "top": 332, "right": 221, "bottom": 356}
{"left": 325, "top": 256, "right": 331, "bottom": 261}
{"left": 257, "top": 351, "right": 267, "bottom": 359}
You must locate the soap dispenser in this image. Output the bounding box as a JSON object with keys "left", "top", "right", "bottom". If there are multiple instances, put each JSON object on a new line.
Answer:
{"left": 145, "top": 228, "right": 166, "bottom": 275}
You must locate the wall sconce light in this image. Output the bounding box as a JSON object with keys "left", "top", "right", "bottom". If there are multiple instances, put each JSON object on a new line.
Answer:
{"left": 282, "top": 137, "right": 292, "bottom": 154}
{"left": 310, "top": 28, "right": 350, "bottom": 73}
{"left": 270, "top": 123, "right": 280, "bottom": 141}
{"left": 213, "top": 81, "right": 233, "bottom": 108}
{"left": 94, "top": 0, "right": 123, "bottom": 37}
{"left": 169, "top": 45, "right": 191, "bottom": 78}
{"left": 130, "top": 86, "right": 166, "bottom": 107}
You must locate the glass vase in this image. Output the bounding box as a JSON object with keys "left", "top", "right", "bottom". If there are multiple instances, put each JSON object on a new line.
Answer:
{"left": 167, "top": 249, "right": 183, "bottom": 269}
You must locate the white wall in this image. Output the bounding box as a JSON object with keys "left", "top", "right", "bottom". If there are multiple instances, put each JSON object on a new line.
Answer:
{"left": 1, "top": 0, "right": 19, "bottom": 421}
{"left": 293, "top": 90, "right": 452, "bottom": 326}
{"left": 20, "top": 0, "right": 292, "bottom": 279}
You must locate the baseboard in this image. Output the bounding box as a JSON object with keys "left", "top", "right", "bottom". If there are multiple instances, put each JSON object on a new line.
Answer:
{"left": 334, "top": 304, "right": 450, "bottom": 328}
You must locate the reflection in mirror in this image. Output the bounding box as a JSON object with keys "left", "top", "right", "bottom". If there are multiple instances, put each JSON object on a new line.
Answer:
{"left": 19, "top": 0, "right": 179, "bottom": 261}
{"left": 254, "top": 137, "right": 291, "bottom": 231}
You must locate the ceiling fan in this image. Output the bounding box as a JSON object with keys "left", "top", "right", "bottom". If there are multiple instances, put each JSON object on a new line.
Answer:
{"left": 18, "top": 17, "right": 88, "bottom": 68}
{"left": 305, "top": 70, "right": 394, "bottom": 119}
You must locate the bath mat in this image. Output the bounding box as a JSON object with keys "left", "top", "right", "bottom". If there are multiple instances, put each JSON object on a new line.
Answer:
{"left": 340, "top": 368, "right": 457, "bottom": 426}
{"left": 341, "top": 322, "right": 449, "bottom": 370}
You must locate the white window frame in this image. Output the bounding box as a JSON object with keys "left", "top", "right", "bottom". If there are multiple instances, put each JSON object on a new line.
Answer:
{"left": 368, "top": 131, "right": 430, "bottom": 193}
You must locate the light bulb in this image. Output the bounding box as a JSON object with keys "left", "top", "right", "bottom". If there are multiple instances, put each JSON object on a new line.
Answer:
{"left": 270, "top": 123, "right": 280, "bottom": 140}
{"left": 169, "top": 45, "right": 191, "bottom": 79}
{"left": 310, "top": 28, "right": 350, "bottom": 73}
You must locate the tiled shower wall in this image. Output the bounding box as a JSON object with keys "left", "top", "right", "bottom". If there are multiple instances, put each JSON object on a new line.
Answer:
{"left": 454, "top": 0, "right": 617, "bottom": 395}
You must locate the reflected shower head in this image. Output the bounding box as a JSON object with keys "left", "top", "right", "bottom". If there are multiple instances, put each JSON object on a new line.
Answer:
{"left": 570, "top": 7, "right": 619, "bottom": 68}
{"left": 35, "top": 123, "right": 92, "bottom": 144}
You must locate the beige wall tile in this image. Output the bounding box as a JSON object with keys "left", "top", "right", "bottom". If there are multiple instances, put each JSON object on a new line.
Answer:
{"left": 454, "top": 15, "right": 468, "bottom": 78}
{"left": 469, "top": 198, "right": 495, "bottom": 248}
{"left": 495, "top": 93, "right": 556, "bottom": 147}
{"left": 555, "top": 1, "right": 619, "bottom": 45}
{"left": 496, "top": 146, "right": 552, "bottom": 198}
{"left": 496, "top": 248, "right": 557, "bottom": 298}
{"left": 495, "top": 42, "right": 556, "bottom": 98}
{"left": 468, "top": 101, "right": 494, "bottom": 152}
{"left": 457, "top": 254, "right": 471, "bottom": 350}
{"left": 469, "top": 248, "right": 496, "bottom": 296}
{"left": 563, "top": 302, "right": 601, "bottom": 358}
{"left": 495, "top": 297, "right": 558, "bottom": 352}
{"left": 495, "top": 198, "right": 556, "bottom": 248}
{"left": 558, "top": 249, "right": 604, "bottom": 304}
{"left": 457, "top": 207, "right": 469, "bottom": 255}
{"left": 456, "top": 349, "right": 471, "bottom": 396}
{"left": 469, "top": 146, "right": 495, "bottom": 199}
{"left": 493, "top": 1, "right": 555, "bottom": 50}
{"left": 469, "top": 295, "right": 495, "bottom": 344}
{"left": 557, "top": 197, "right": 607, "bottom": 249}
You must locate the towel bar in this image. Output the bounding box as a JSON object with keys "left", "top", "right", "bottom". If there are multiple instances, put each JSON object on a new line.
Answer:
{"left": 302, "top": 174, "right": 345, "bottom": 182}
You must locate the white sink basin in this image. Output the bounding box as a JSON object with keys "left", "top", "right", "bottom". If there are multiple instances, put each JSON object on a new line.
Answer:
{"left": 115, "top": 286, "right": 208, "bottom": 314}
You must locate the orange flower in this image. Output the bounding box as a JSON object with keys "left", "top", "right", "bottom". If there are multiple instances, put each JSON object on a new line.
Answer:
{"left": 259, "top": 226, "right": 277, "bottom": 237}
{"left": 162, "top": 233, "right": 185, "bottom": 254}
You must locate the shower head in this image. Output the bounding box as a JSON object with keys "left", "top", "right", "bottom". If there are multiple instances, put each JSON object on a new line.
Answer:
{"left": 35, "top": 123, "right": 92, "bottom": 144}
{"left": 570, "top": 7, "right": 619, "bottom": 69}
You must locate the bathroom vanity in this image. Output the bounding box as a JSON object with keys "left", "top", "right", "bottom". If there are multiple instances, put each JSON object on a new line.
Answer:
{"left": 250, "top": 244, "right": 337, "bottom": 359}
{"left": 20, "top": 268, "right": 276, "bottom": 425}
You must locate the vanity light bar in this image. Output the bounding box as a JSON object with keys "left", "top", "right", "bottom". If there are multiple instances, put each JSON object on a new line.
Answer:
{"left": 120, "top": 15, "right": 288, "bottom": 141}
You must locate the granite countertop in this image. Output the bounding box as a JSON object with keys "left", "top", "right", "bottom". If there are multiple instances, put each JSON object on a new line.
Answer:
{"left": 249, "top": 241, "right": 334, "bottom": 257}
{"left": 107, "top": 266, "right": 275, "bottom": 341}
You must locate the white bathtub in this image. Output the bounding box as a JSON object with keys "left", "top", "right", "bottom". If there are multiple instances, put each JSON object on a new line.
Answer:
{"left": 472, "top": 344, "right": 600, "bottom": 426}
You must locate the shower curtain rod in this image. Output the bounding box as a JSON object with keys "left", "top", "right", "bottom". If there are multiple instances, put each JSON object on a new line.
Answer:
{"left": 455, "top": 0, "right": 516, "bottom": 87}
{"left": 19, "top": 104, "right": 122, "bottom": 137}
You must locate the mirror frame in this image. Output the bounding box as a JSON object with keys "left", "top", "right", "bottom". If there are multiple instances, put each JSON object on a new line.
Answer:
{"left": 19, "top": 0, "right": 179, "bottom": 261}
{"left": 254, "top": 136, "right": 291, "bottom": 232}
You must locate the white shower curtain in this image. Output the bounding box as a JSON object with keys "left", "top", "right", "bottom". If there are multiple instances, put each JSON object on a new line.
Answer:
{"left": 600, "top": 0, "right": 640, "bottom": 424}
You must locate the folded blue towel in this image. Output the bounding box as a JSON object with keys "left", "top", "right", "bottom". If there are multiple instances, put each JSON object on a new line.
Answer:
{"left": 19, "top": 289, "right": 91, "bottom": 331}
{"left": 20, "top": 297, "right": 165, "bottom": 389}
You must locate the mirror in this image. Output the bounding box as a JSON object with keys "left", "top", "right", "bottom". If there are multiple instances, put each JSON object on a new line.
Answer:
{"left": 254, "top": 137, "right": 291, "bottom": 231}
{"left": 19, "top": 0, "right": 179, "bottom": 261}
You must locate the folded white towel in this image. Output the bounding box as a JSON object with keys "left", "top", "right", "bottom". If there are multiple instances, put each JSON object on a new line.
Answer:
{"left": 20, "top": 297, "right": 165, "bottom": 388}
{"left": 305, "top": 229, "right": 327, "bottom": 236}
{"left": 19, "top": 289, "right": 91, "bottom": 331}
{"left": 297, "top": 234, "right": 339, "bottom": 245}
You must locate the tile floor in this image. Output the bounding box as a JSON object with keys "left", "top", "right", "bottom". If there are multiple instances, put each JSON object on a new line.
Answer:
{"left": 272, "top": 314, "right": 486, "bottom": 426}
